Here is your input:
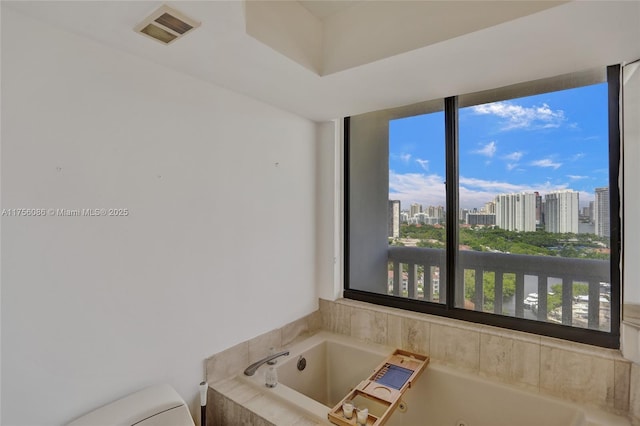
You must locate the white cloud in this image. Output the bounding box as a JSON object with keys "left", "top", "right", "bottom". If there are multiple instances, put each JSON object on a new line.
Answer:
{"left": 415, "top": 158, "right": 429, "bottom": 171}
{"left": 530, "top": 158, "right": 562, "bottom": 170}
{"left": 459, "top": 177, "right": 568, "bottom": 209}
{"left": 567, "top": 175, "right": 587, "bottom": 180}
{"left": 473, "top": 141, "right": 497, "bottom": 157}
{"left": 579, "top": 190, "right": 595, "bottom": 204}
{"left": 472, "top": 101, "right": 565, "bottom": 130}
{"left": 391, "top": 166, "right": 596, "bottom": 211}
{"left": 503, "top": 151, "right": 524, "bottom": 161}
{"left": 459, "top": 176, "right": 567, "bottom": 208}
{"left": 459, "top": 177, "right": 529, "bottom": 193}
{"left": 571, "top": 152, "right": 586, "bottom": 161}
{"left": 506, "top": 163, "right": 518, "bottom": 171}
{"left": 389, "top": 172, "right": 446, "bottom": 208}
{"left": 391, "top": 172, "right": 575, "bottom": 209}
{"left": 391, "top": 153, "right": 412, "bottom": 163}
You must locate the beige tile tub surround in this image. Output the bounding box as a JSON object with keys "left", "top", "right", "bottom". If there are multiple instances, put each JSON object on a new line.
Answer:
{"left": 205, "top": 311, "right": 322, "bottom": 426}
{"left": 318, "top": 298, "right": 351, "bottom": 335}
{"left": 387, "top": 313, "right": 430, "bottom": 355}
{"left": 248, "top": 329, "right": 282, "bottom": 365}
{"left": 208, "top": 377, "right": 320, "bottom": 426}
{"left": 208, "top": 299, "right": 637, "bottom": 425}
{"left": 540, "top": 344, "right": 615, "bottom": 408}
{"left": 430, "top": 322, "right": 480, "bottom": 373}
{"left": 625, "top": 303, "right": 640, "bottom": 327}
{"left": 351, "top": 307, "right": 387, "bottom": 344}
{"left": 319, "top": 298, "right": 633, "bottom": 418}
{"left": 205, "top": 311, "right": 321, "bottom": 385}
{"left": 208, "top": 378, "right": 262, "bottom": 426}
{"left": 479, "top": 331, "right": 540, "bottom": 391}
{"left": 631, "top": 363, "right": 640, "bottom": 426}
{"left": 206, "top": 341, "right": 249, "bottom": 385}
{"left": 615, "top": 361, "right": 631, "bottom": 413}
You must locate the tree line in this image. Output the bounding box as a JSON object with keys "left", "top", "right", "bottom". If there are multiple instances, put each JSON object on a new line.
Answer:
{"left": 393, "top": 224, "right": 609, "bottom": 260}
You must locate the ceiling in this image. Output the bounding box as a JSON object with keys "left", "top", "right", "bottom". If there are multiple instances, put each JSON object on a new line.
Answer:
{"left": 245, "top": 1, "right": 568, "bottom": 76}
{"left": 3, "top": 1, "right": 640, "bottom": 122}
{"left": 299, "top": 0, "right": 360, "bottom": 20}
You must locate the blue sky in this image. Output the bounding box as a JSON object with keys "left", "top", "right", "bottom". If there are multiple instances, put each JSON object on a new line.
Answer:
{"left": 389, "top": 82, "right": 609, "bottom": 210}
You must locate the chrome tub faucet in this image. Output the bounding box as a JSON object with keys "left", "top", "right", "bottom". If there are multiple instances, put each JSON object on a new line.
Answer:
{"left": 243, "top": 350, "right": 289, "bottom": 376}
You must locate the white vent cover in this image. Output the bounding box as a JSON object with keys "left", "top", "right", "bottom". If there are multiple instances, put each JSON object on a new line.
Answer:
{"left": 134, "top": 5, "right": 200, "bottom": 45}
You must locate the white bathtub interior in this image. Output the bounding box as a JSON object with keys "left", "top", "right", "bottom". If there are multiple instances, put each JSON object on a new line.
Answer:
{"left": 240, "top": 332, "right": 630, "bottom": 426}
{"left": 385, "top": 365, "right": 583, "bottom": 426}
{"left": 276, "top": 337, "right": 387, "bottom": 407}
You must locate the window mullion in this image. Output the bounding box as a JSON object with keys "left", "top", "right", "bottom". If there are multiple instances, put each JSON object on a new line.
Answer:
{"left": 444, "top": 96, "right": 459, "bottom": 309}
{"left": 606, "top": 64, "right": 621, "bottom": 339}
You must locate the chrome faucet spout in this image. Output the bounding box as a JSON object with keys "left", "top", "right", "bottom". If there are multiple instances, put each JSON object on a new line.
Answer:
{"left": 243, "top": 350, "right": 290, "bottom": 376}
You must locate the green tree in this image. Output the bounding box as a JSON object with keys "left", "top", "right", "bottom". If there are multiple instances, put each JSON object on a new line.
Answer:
{"left": 464, "top": 270, "right": 516, "bottom": 313}
{"left": 547, "top": 282, "right": 589, "bottom": 313}
{"left": 397, "top": 224, "right": 609, "bottom": 259}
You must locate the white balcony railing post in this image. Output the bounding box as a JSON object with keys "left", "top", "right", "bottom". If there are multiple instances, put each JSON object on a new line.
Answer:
{"left": 388, "top": 246, "right": 610, "bottom": 331}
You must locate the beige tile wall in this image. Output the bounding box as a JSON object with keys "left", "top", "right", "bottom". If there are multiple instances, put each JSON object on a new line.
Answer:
{"left": 205, "top": 299, "right": 639, "bottom": 425}
{"left": 631, "top": 363, "right": 640, "bottom": 426}
{"left": 320, "top": 298, "right": 636, "bottom": 420}
{"left": 205, "top": 311, "right": 322, "bottom": 426}
{"left": 205, "top": 310, "right": 321, "bottom": 385}
{"left": 208, "top": 378, "right": 319, "bottom": 426}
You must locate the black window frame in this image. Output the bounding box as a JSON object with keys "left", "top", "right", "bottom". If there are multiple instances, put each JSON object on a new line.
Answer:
{"left": 344, "top": 65, "right": 621, "bottom": 349}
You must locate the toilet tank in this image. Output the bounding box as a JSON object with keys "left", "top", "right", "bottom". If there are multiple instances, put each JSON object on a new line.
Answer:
{"left": 67, "top": 384, "right": 195, "bottom": 426}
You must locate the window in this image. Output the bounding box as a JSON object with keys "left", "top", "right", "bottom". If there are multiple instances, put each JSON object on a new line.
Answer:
{"left": 388, "top": 106, "right": 446, "bottom": 303}
{"left": 345, "top": 66, "right": 621, "bottom": 348}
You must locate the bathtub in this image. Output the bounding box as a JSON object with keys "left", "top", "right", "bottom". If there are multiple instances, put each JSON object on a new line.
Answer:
{"left": 241, "top": 332, "right": 630, "bottom": 426}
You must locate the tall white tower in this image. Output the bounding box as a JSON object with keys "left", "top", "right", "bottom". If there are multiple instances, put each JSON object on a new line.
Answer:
{"left": 594, "top": 187, "right": 610, "bottom": 237}
{"left": 388, "top": 200, "right": 401, "bottom": 238}
{"left": 495, "top": 192, "right": 536, "bottom": 232}
{"left": 409, "top": 203, "right": 422, "bottom": 218}
{"left": 544, "top": 190, "right": 579, "bottom": 234}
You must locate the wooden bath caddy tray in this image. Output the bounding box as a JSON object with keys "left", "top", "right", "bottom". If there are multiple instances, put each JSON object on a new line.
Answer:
{"left": 328, "top": 349, "right": 429, "bottom": 426}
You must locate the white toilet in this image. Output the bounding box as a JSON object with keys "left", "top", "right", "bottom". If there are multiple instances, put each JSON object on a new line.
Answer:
{"left": 66, "top": 384, "right": 196, "bottom": 426}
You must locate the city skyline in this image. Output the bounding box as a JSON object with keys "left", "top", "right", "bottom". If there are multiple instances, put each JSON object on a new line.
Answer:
{"left": 389, "top": 82, "right": 609, "bottom": 211}
{"left": 392, "top": 187, "right": 597, "bottom": 234}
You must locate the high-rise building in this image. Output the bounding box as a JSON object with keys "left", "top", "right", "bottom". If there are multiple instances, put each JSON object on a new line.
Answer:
{"left": 467, "top": 213, "right": 496, "bottom": 226}
{"left": 388, "top": 200, "right": 401, "bottom": 238}
{"left": 594, "top": 187, "right": 610, "bottom": 237}
{"left": 427, "top": 205, "right": 445, "bottom": 221}
{"left": 544, "top": 190, "right": 579, "bottom": 234}
{"left": 460, "top": 208, "right": 469, "bottom": 222}
{"left": 410, "top": 203, "right": 422, "bottom": 218}
{"left": 495, "top": 192, "right": 536, "bottom": 232}
{"left": 534, "top": 192, "right": 542, "bottom": 225}
{"left": 411, "top": 212, "right": 439, "bottom": 225}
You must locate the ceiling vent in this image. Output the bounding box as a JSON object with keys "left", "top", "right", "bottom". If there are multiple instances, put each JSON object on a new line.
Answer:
{"left": 134, "top": 5, "right": 200, "bottom": 45}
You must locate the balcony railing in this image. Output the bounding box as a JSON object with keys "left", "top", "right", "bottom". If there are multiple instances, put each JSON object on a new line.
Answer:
{"left": 388, "top": 246, "right": 610, "bottom": 331}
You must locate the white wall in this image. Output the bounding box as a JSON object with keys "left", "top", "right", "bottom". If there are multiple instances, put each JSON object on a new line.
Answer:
{"left": 315, "top": 120, "right": 342, "bottom": 301}
{"left": 621, "top": 61, "right": 640, "bottom": 363}
{"left": 1, "top": 8, "right": 318, "bottom": 426}
{"left": 624, "top": 61, "right": 640, "bottom": 305}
